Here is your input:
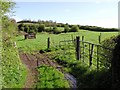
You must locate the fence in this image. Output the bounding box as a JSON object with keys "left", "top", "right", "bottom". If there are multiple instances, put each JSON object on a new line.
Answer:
{"left": 57, "top": 36, "right": 113, "bottom": 70}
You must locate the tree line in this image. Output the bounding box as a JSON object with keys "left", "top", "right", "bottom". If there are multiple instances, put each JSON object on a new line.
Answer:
{"left": 18, "top": 23, "right": 80, "bottom": 34}
{"left": 79, "top": 25, "right": 119, "bottom": 32}
{"left": 17, "top": 20, "right": 119, "bottom": 34}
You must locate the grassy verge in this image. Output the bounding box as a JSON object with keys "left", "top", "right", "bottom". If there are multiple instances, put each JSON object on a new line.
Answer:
{"left": 2, "top": 46, "right": 27, "bottom": 88}
{"left": 0, "top": 29, "right": 2, "bottom": 89}
{"left": 35, "top": 65, "right": 70, "bottom": 88}
{"left": 2, "top": 17, "right": 27, "bottom": 88}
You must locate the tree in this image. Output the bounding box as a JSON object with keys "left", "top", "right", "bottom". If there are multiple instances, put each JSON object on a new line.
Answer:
{"left": 70, "top": 25, "right": 79, "bottom": 32}
{"left": 64, "top": 24, "right": 69, "bottom": 33}
{"left": 0, "top": 0, "right": 15, "bottom": 18}
{"left": 18, "top": 23, "right": 24, "bottom": 31}
{"left": 38, "top": 24, "right": 45, "bottom": 32}
{"left": 1, "top": 0, "right": 16, "bottom": 36}
{"left": 24, "top": 24, "right": 29, "bottom": 33}
{"left": 34, "top": 24, "right": 39, "bottom": 32}
{"left": 1, "top": 0, "right": 16, "bottom": 39}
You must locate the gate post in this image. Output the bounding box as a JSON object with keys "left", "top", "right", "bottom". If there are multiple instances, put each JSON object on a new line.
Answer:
{"left": 98, "top": 33, "right": 101, "bottom": 44}
{"left": 89, "top": 44, "right": 94, "bottom": 66}
{"left": 76, "top": 36, "right": 80, "bottom": 60}
{"left": 47, "top": 37, "right": 50, "bottom": 49}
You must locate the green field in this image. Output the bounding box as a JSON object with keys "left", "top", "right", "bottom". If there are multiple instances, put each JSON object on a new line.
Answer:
{"left": 3, "top": 0, "right": 119, "bottom": 88}
{"left": 15, "top": 30, "right": 118, "bottom": 88}
{"left": 15, "top": 30, "right": 118, "bottom": 52}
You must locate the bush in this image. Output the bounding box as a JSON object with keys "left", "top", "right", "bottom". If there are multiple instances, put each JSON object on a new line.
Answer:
{"left": 100, "top": 35, "right": 119, "bottom": 68}
{"left": 112, "top": 35, "right": 120, "bottom": 88}
{"left": 18, "top": 23, "right": 24, "bottom": 31}
{"left": 69, "top": 25, "right": 79, "bottom": 32}
{"left": 53, "top": 26, "right": 62, "bottom": 34}
{"left": 64, "top": 25, "right": 69, "bottom": 33}
{"left": 24, "top": 24, "right": 29, "bottom": 33}
{"left": 38, "top": 24, "right": 45, "bottom": 32}
{"left": 45, "top": 28, "right": 53, "bottom": 33}
{"left": 28, "top": 29, "right": 35, "bottom": 33}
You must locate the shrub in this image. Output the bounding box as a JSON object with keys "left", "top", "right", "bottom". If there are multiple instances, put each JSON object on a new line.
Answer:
{"left": 24, "top": 24, "right": 29, "bottom": 33}
{"left": 18, "top": 23, "right": 24, "bottom": 31}
{"left": 64, "top": 25, "right": 69, "bottom": 33}
{"left": 53, "top": 26, "right": 62, "bottom": 34}
{"left": 38, "top": 24, "right": 45, "bottom": 32}
{"left": 45, "top": 28, "right": 53, "bottom": 33}
{"left": 69, "top": 25, "right": 79, "bottom": 32}
{"left": 28, "top": 29, "right": 35, "bottom": 33}
{"left": 100, "top": 35, "right": 119, "bottom": 68}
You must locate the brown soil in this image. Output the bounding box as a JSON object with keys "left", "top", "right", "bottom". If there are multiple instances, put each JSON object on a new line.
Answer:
{"left": 19, "top": 52, "right": 64, "bottom": 88}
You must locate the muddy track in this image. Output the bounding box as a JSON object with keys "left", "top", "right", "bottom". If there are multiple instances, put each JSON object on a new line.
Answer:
{"left": 19, "top": 53, "right": 38, "bottom": 88}
{"left": 19, "top": 52, "right": 77, "bottom": 88}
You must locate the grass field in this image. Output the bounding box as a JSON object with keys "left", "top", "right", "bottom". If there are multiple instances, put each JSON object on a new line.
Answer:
{"left": 15, "top": 30, "right": 118, "bottom": 88}
{"left": 15, "top": 30, "right": 118, "bottom": 53}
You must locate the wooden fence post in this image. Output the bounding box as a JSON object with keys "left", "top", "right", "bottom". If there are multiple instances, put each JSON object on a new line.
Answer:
{"left": 89, "top": 44, "right": 94, "bottom": 66}
{"left": 99, "top": 33, "right": 101, "bottom": 44}
{"left": 82, "top": 36, "right": 84, "bottom": 41}
{"left": 76, "top": 36, "right": 80, "bottom": 60}
{"left": 97, "top": 45, "right": 99, "bottom": 70}
{"left": 47, "top": 37, "right": 50, "bottom": 49}
{"left": 25, "top": 34, "right": 27, "bottom": 39}
{"left": 82, "top": 36, "right": 84, "bottom": 62}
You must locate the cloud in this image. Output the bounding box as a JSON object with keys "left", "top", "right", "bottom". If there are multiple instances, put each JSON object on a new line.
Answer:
{"left": 64, "top": 9, "right": 70, "bottom": 13}
{"left": 97, "top": 9, "right": 112, "bottom": 15}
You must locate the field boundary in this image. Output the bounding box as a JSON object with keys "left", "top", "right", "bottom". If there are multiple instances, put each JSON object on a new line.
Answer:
{"left": 58, "top": 36, "right": 113, "bottom": 71}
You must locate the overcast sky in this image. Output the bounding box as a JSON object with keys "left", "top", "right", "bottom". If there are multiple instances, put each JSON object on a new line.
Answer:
{"left": 12, "top": 0, "right": 119, "bottom": 28}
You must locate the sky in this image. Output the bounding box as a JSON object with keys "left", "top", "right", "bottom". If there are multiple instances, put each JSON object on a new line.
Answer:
{"left": 12, "top": 0, "right": 119, "bottom": 28}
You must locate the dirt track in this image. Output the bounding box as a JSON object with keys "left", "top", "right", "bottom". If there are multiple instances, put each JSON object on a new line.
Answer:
{"left": 19, "top": 52, "right": 64, "bottom": 88}
{"left": 19, "top": 52, "right": 77, "bottom": 88}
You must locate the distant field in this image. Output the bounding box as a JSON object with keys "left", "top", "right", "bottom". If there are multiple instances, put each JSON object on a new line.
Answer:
{"left": 15, "top": 30, "right": 118, "bottom": 52}
{"left": 45, "top": 27, "right": 64, "bottom": 32}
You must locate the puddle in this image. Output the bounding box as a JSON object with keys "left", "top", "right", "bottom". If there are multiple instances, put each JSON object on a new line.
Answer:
{"left": 64, "top": 73, "right": 77, "bottom": 88}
